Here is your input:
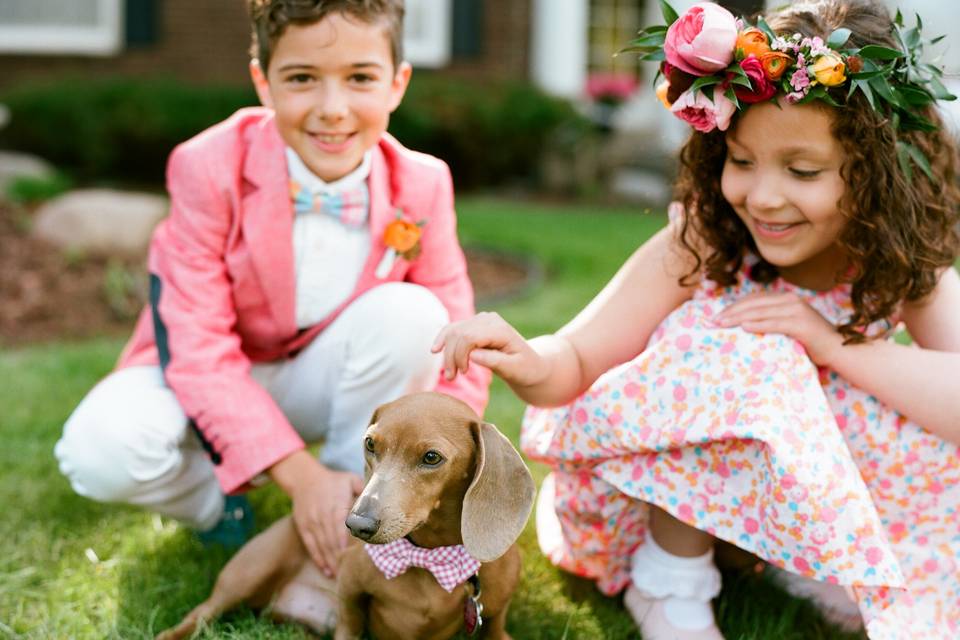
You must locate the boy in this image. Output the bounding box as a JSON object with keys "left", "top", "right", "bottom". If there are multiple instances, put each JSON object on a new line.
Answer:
{"left": 54, "top": 0, "right": 489, "bottom": 581}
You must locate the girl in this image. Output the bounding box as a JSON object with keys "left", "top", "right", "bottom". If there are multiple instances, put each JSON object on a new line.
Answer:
{"left": 434, "top": 0, "right": 960, "bottom": 638}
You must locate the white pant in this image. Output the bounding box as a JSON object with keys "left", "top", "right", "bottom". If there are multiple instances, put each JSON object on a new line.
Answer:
{"left": 55, "top": 283, "right": 447, "bottom": 530}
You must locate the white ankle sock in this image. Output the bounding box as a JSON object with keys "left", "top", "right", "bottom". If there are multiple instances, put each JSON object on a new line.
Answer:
{"left": 630, "top": 534, "right": 722, "bottom": 631}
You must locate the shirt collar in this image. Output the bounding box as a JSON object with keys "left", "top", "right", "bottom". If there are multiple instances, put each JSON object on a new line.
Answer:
{"left": 285, "top": 147, "right": 373, "bottom": 194}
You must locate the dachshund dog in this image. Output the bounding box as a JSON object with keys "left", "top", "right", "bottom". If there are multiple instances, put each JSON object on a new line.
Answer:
{"left": 156, "top": 392, "right": 535, "bottom": 640}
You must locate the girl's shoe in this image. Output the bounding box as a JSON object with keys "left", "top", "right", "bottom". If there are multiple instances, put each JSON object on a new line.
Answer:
{"left": 624, "top": 585, "right": 725, "bottom": 640}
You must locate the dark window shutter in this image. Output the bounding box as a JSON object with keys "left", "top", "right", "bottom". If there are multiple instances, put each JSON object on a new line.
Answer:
{"left": 125, "top": 0, "right": 158, "bottom": 47}
{"left": 452, "top": 0, "right": 483, "bottom": 59}
{"left": 718, "top": 1, "right": 764, "bottom": 17}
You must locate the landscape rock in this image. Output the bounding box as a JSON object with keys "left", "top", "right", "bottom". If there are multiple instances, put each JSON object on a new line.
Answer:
{"left": 0, "top": 150, "right": 55, "bottom": 198}
{"left": 32, "top": 189, "right": 168, "bottom": 256}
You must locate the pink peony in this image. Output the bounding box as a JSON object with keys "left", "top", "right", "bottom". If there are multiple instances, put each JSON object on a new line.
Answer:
{"left": 664, "top": 2, "right": 739, "bottom": 76}
{"left": 585, "top": 72, "right": 639, "bottom": 104}
{"left": 734, "top": 55, "right": 776, "bottom": 103}
{"left": 670, "top": 86, "right": 736, "bottom": 132}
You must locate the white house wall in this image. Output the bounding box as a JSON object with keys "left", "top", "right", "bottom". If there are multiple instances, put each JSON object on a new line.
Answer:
{"left": 530, "top": 0, "right": 590, "bottom": 98}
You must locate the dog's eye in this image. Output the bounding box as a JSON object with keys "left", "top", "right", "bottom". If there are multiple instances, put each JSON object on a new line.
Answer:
{"left": 422, "top": 450, "right": 443, "bottom": 466}
{"left": 364, "top": 437, "right": 375, "bottom": 453}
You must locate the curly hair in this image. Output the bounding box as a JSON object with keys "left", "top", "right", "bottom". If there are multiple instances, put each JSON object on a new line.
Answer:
{"left": 247, "top": 0, "right": 405, "bottom": 71}
{"left": 674, "top": 0, "right": 960, "bottom": 342}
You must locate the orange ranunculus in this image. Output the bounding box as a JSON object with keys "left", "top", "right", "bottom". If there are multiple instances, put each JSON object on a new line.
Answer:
{"left": 811, "top": 52, "right": 846, "bottom": 86}
{"left": 735, "top": 27, "right": 770, "bottom": 61}
{"left": 383, "top": 218, "right": 422, "bottom": 253}
{"left": 656, "top": 80, "right": 672, "bottom": 108}
{"left": 759, "top": 51, "right": 793, "bottom": 81}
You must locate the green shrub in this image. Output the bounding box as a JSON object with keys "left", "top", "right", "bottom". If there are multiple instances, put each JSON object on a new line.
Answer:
{"left": 0, "top": 75, "right": 592, "bottom": 189}
{"left": 5, "top": 172, "right": 73, "bottom": 204}
{"left": 392, "top": 73, "right": 594, "bottom": 189}
{"left": 0, "top": 77, "right": 258, "bottom": 183}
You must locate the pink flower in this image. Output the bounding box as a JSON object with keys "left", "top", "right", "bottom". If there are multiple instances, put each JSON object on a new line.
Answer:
{"left": 734, "top": 55, "right": 777, "bottom": 103}
{"left": 786, "top": 64, "right": 812, "bottom": 104}
{"left": 585, "top": 72, "right": 638, "bottom": 104}
{"left": 670, "top": 86, "right": 736, "bottom": 132}
{"left": 664, "top": 2, "right": 739, "bottom": 76}
{"left": 790, "top": 66, "right": 810, "bottom": 92}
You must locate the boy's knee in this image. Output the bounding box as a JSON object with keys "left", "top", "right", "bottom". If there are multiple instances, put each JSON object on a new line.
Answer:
{"left": 55, "top": 371, "right": 187, "bottom": 503}
{"left": 56, "top": 418, "right": 137, "bottom": 502}
{"left": 349, "top": 283, "right": 448, "bottom": 369}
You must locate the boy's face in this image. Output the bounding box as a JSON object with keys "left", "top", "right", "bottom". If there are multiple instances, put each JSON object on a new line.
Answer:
{"left": 251, "top": 12, "right": 411, "bottom": 183}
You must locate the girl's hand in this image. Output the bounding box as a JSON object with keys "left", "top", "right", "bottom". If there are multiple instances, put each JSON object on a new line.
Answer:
{"left": 712, "top": 292, "right": 844, "bottom": 366}
{"left": 432, "top": 312, "right": 549, "bottom": 388}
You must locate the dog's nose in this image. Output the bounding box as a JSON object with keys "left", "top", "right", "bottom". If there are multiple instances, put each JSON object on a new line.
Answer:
{"left": 345, "top": 512, "right": 380, "bottom": 540}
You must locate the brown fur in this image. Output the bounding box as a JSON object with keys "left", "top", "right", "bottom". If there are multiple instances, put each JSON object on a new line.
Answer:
{"left": 156, "top": 392, "right": 535, "bottom": 640}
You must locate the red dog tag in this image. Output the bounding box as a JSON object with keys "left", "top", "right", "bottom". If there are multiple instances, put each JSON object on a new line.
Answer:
{"left": 464, "top": 575, "right": 483, "bottom": 636}
{"left": 464, "top": 596, "right": 480, "bottom": 635}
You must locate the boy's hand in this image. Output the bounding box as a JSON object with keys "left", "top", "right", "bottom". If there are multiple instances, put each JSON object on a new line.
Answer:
{"left": 712, "top": 292, "right": 844, "bottom": 365}
{"left": 269, "top": 451, "right": 364, "bottom": 577}
{"left": 432, "top": 312, "right": 549, "bottom": 387}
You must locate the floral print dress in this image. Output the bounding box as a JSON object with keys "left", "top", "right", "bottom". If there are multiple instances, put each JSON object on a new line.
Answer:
{"left": 521, "top": 258, "right": 960, "bottom": 640}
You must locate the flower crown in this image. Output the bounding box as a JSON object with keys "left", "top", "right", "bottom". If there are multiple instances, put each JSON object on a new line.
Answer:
{"left": 624, "top": 1, "right": 957, "bottom": 179}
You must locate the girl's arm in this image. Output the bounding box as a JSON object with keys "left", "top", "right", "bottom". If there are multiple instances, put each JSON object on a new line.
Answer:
{"left": 827, "top": 267, "right": 960, "bottom": 441}
{"left": 434, "top": 223, "right": 697, "bottom": 407}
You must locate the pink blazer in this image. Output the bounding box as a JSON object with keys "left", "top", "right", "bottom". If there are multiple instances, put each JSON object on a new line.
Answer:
{"left": 118, "top": 107, "right": 490, "bottom": 493}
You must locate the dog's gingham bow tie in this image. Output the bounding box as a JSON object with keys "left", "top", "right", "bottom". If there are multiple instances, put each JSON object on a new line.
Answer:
{"left": 365, "top": 538, "right": 481, "bottom": 593}
{"left": 289, "top": 179, "right": 369, "bottom": 228}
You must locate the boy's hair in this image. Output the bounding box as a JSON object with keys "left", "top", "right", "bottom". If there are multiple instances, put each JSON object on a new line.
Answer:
{"left": 674, "top": 0, "right": 960, "bottom": 343}
{"left": 247, "top": 0, "right": 405, "bottom": 72}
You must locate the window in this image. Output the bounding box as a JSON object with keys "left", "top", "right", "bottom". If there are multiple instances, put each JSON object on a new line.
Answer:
{"left": 588, "top": 0, "right": 643, "bottom": 75}
{"left": 403, "top": 0, "right": 452, "bottom": 68}
{"left": 0, "top": 0, "right": 123, "bottom": 56}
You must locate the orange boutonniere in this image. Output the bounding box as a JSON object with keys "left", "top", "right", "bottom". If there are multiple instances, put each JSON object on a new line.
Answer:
{"left": 384, "top": 215, "right": 424, "bottom": 260}
{"left": 376, "top": 210, "right": 427, "bottom": 278}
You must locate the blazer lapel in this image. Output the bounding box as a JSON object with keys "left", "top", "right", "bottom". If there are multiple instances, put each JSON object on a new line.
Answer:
{"left": 361, "top": 144, "right": 399, "bottom": 282}
{"left": 240, "top": 117, "right": 296, "bottom": 332}
{"left": 367, "top": 144, "right": 396, "bottom": 246}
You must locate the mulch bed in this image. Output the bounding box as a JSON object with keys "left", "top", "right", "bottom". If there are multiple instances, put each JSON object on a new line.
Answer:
{"left": 1, "top": 201, "right": 533, "bottom": 345}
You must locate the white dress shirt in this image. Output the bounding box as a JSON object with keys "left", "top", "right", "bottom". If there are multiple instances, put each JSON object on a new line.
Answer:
{"left": 286, "top": 148, "right": 373, "bottom": 328}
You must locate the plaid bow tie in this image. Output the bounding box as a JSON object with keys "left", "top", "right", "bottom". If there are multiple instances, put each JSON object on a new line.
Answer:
{"left": 290, "top": 179, "right": 369, "bottom": 227}
{"left": 365, "top": 538, "right": 481, "bottom": 593}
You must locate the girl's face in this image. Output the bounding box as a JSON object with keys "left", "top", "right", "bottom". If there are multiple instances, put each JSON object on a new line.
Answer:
{"left": 721, "top": 100, "right": 848, "bottom": 290}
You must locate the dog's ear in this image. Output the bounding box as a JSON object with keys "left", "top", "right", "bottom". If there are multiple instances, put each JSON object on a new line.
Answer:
{"left": 461, "top": 421, "right": 535, "bottom": 562}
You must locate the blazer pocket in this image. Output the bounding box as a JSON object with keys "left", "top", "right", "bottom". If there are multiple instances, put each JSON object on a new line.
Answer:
{"left": 226, "top": 254, "right": 268, "bottom": 311}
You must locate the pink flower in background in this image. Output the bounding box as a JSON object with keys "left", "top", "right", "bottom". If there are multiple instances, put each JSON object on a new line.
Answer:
{"left": 664, "top": 2, "right": 738, "bottom": 76}
{"left": 670, "top": 85, "right": 736, "bottom": 132}
{"left": 585, "top": 72, "right": 639, "bottom": 105}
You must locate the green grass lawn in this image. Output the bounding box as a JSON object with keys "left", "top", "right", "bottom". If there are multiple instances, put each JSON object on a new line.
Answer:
{"left": 2, "top": 198, "right": 868, "bottom": 639}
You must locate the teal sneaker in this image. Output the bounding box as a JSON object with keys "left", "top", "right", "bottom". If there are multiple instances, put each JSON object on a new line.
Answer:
{"left": 196, "top": 494, "right": 255, "bottom": 549}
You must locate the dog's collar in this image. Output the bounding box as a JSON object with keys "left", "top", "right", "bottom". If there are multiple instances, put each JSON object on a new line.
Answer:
{"left": 364, "top": 538, "right": 481, "bottom": 593}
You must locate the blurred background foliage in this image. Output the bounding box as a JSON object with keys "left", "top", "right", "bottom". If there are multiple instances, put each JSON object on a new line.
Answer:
{"left": 0, "top": 74, "right": 593, "bottom": 190}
